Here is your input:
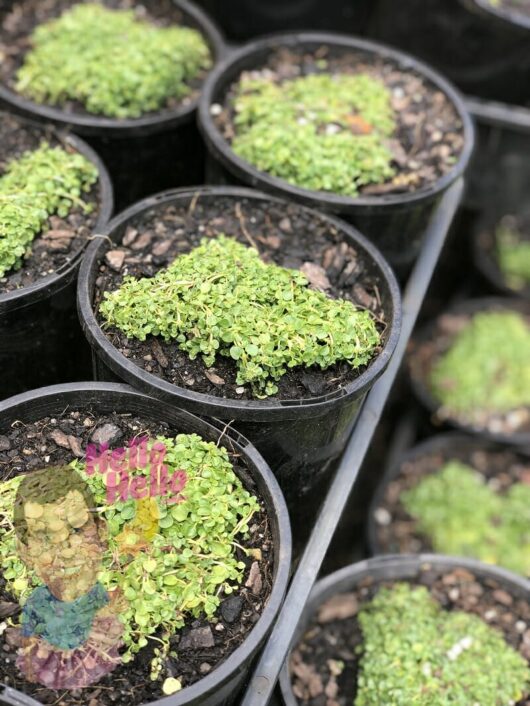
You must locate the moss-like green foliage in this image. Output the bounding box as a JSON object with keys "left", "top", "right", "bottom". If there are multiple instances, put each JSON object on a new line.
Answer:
{"left": 430, "top": 310, "right": 530, "bottom": 417}
{"left": 402, "top": 461, "right": 530, "bottom": 575}
{"left": 231, "top": 73, "right": 396, "bottom": 196}
{"left": 0, "top": 142, "right": 98, "bottom": 278}
{"left": 16, "top": 3, "right": 212, "bottom": 119}
{"left": 100, "top": 235, "right": 381, "bottom": 397}
{"left": 0, "top": 434, "right": 260, "bottom": 677}
{"left": 496, "top": 221, "right": 530, "bottom": 290}
{"left": 356, "top": 583, "right": 530, "bottom": 706}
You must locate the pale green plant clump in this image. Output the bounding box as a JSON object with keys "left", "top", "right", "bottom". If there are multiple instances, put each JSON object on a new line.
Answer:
{"left": 355, "top": 583, "right": 530, "bottom": 706}
{"left": 100, "top": 235, "right": 381, "bottom": 397}
{"left": 402, "top": 460, "right": 530, "bottom": 575}
{"left": 496, "top": 220, "right": 530, "bottom": 290}
{"left": 16, "top": 3, "right": 212, "bottom": 119}
{"left": 0, "top": 142, "right": 98, "bottom": 278}
{"left": 0, "top": 434, "right": 260, "bottom": 677}
{"left": 430, "top": 310, "right": 530, "bottom": 418}
{"left": 231, "top": 72, "right": 397, "bottom": 196}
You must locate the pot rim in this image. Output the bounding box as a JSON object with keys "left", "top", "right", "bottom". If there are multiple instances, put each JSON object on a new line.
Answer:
{"left": 0, "top": 381, "right": 292, "bottom": 706}
{"left": 77, "top": 185, "right": 402, "bottom": 422}
{"left": 198, "top": 31, "right": 475, "bottom": 212}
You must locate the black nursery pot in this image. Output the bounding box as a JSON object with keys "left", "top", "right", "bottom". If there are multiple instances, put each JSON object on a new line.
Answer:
{"left": 368, "top": 0, "right": 530, "bottom": 105}
{"left": 77, "top": 186, "right": 401, "bottom": 549}
{"left": 0, "top": 382, "right": 291, "bottom": 706}
{"left": 278, "top": 554, "right": 530, "bottom": 706}
{"left": 463, "top": 0, "right": 530, "bottom": 34}
{"left": 0, "top": 117, "right": 113, "bottom": 402}
{"left": 409, "top": 297, "right": 530, "bottom": 446}
{"left": 198, "top": 32, "right": 475, "bottom": 277}
{"left": 0, "top": 0, "right": 226, "bottom": 212}
{"left": 192, "top": 0, "right": 372, "bottom": 42}
{"left": 366, "top": 431, "right": 522, "bottom": 556}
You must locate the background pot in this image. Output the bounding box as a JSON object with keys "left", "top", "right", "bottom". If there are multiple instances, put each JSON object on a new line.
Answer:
{"left": 462, "top": 0, "right": 530, "bottom": 34}
{"left": 0, "top": 116, "right": 113, "bottom": 401}
{"left": 409, "top": 297, "right": 530, "bottom": 447}
{"left": 368, "top": 0, "right": 530, "bottom": 105}
{"left": 198, "top": 32, "right": 475, "bottom": 278}
{"left": 77, "top": 186, "right": 401, "bottom": 554}
{"left": 278, "top": 553, "right": 530, "bottom": 706}
{"left": 0, "top": 0, "right": 226, "bottom": 212}
{"left": 192, "top": 0, "right": 372, "bottom": 41}
{"left": 366, "top": 431, "right": 525, "bottom": 556}
{"left": 0, "top": 381, "right": 291, "bottom": 706}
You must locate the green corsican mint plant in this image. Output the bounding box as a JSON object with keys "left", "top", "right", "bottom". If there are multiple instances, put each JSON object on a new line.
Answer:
{"left": 402, "top": 460, "right": 530, "bottom": 575}
{"left": 496, "top": 220, "right": 530, "bottom": 290}
{"left": 16, "top": 3, "right": 212, "bottom": 119}
{"left": 0, "top": 434, "right": 260, "bottom": 679}
{"left": 355, "top": 583, "right": 530, "bottom": 706}
{"left": 100, "top": 235, "right": 381, "bottom": 397}
{"left": 0, "top": 142, "right": 98, "bottom": 278}
{"left": 430, "top": 310, "right": 530, "bottom": 419}
{"left": 231, "top": 72, "right": 397, "bottom": 196}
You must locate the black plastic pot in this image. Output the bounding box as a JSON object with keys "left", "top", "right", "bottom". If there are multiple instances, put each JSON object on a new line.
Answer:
{"left": 197, "top": 32, "right": 475, "bottom": 276}
{"left": 366, "top": 431, "right": 526, "bottom": 556}
{"left": 0, "top": 115, "right": 113, "bottom": 402}
{"left": 77, "top": 185, "right": 401, "bottom": 552}
{"left": 192, "top": 0, "right": 372, "bottom": 41}
{"left": 0, "top": 381, "right": 291, "bottom": 706}
{"left": 0, "top": 0, "right": 226, "bottom": 212}
{"left": 278, "top": 554, "right": 530, "bottom": 706}
{"left": 409, "top": 297, "right": 530, "bottom": 447}
{"left": 463, "top": 0, "right": 530, "bottom": 33}
{"left": 369, "top": 0, "right": 530, "bottom": 105}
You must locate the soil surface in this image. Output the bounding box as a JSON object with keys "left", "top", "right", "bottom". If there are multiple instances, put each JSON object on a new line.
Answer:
{"left": 372, "top": 444, "right": 530, "bottom": 556}
{"left": 0, "top": 111, "right": 100, "bottom": 295}
{"left": 0, "top": 406, "right": 274, "bottom": 706}
{"left": 289, "top": 566, "right": 530, "bottom": 706}
{"left": 214, "top": 46, "right": 466, "bottom": 197}
{"left": 409, "top": 307, "right": 530, "bottom": 436}
{"left": 0, "top": 0, "right": 212, "bottom": 118}
{"left": 475, "top": 213, "right": 530, "bottom": 297}
{"left": 92, "top": 195, "right": 390, "bottom": 402}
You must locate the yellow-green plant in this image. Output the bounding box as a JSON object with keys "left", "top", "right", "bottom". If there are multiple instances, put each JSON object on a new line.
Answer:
{"left": 430, "top": 310, "right": 530, "bottom": 418}
{"left": 496, "top": 220, "right": 530, "bottom": 290}
{"left": 16, "top": 3, "right": 212, "bottom": 119}
{"left": 0, "top": 434, "right": 260, "bottom": 678}
{"left": 356, "top": 583, "right": 530, "bottom": 706}
{"left": 402, "top": 460, "right": 530, "bottom": 575}
{"left": 0, "top": 142, "right": 97, "bottom": 277}
{"left": 100, "top": 235, "right": 381, "bottom": 396}
{"left": 231, "top": 72, "right": 396, "bottom": 196}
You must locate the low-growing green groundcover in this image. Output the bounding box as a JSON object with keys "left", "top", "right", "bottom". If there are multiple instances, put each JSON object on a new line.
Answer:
{"left": 430, "top": 309, "right": 530, "bottom": 423}
{"left": 0, "top": 433, "right": 260, "bottom": 693}
{"left": 15, "top": 3, "right": 212, "bottom": 119}
{"left": 402, "top": 460, "right": 530, "bottom": 575}
{"left": 99, "top": 235, "right": 382, "bottom": 398}
{"left": 290, "top": 579, "right": 530, "bottom": 706}
{"left": 231, "top": 72, "right": 397, "bottom": 197}
{"left": 354, "top": 583, "right": 530, "bottom": 705}
{"left": 0, "top": 141, "right": 98, "bottom": 278}
{"left": 496, "top": 217, "right": 530, "bottom": 291}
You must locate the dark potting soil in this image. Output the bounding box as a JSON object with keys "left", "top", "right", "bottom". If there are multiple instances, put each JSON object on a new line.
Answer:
{"left": 289, "top": 567, "right": 530, "bottom": 706}
{"left": 373, "top": 445, "right": 530, "bottom": 555}
{"left": 214, "top": 47, "right": 465, "bottom": 197}
{"left": 0, "top": 0, "right": 211, "bottom": 118}
{"left": 409, "top": 310, "right": 530, "bottom": 436}
{"left": 0, "top": 408, "right": 273, "bottom": 706}
{"left": 93, "top": 196, "right": 389, "bottom": 402}
{"left": 0, "top": 111, "right": 100, "bottom": 294}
